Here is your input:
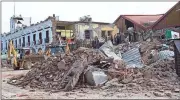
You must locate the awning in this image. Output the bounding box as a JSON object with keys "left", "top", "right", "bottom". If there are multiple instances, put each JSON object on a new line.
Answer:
{"left": 101, "top": 27, "right": 114, "bottom": 31}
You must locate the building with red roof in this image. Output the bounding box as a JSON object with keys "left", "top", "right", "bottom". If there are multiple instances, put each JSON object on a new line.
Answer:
{"left": 113, "top": 14, "right": 163, "bottom": 42}
{"left": 114, "top": 14, "right": 163, "bottom": 33}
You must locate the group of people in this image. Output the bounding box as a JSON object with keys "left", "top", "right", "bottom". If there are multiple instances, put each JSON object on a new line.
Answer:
{"left": 55, "top": 33, "right": 125, "bottom": 51}
{"left": 91, "top": 33, "right": 125, "bottom": 49}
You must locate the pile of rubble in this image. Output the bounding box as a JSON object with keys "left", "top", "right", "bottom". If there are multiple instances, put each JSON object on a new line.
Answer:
{"left": 7, "top": 41, "right": 180, "bottom": 95}
{"left": 7, "top": 47, "right": 107, "bottom": 91}
{"left": 1, "top": 60, "right": 11, "bottom": 68}
{"left": 103, "top": 59, "right": 180, "bottom": 97}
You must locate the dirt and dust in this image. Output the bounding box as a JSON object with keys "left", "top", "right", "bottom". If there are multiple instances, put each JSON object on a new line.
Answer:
{"left": 1, "top": 60, "right": 11, "bottom": 68}
{"left": 103, "top": 59, "right": 180, "bottom": 94}
{"left": 140, "top": 40, "right": 162, "bottom": 65}
{"left": 4, "top": 41, "right": 180, "bottom": 99}
{"left": 2, "top": 69, "right": 180, "bottom": 99}
{"left": 7, "top": 47, "right": 107, "bottom": 91}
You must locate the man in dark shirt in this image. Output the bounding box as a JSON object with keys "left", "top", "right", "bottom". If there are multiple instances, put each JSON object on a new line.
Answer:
{"left": 116, "top": 33, "right": 121, "bottom": 45}
{"left": 92, "top": 36, "right": 100, "bottom": 49}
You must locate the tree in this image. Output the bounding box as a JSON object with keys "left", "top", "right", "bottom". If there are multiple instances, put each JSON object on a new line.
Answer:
{"left": 79, "top": 15, "right": 92, "bottom": 22}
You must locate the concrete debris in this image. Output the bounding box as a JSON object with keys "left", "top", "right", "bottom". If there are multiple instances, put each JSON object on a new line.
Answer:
{"left": 113, "top": 59, "right": 126, "bottom": 69}
{"left": 173, "top": 89, "right": 180, "bottom": 93}
{"left": 99, "top": 40, "right": 122, "bottom": 60}
{"left": 1, "top": 60, "right": 11, "bottom": 68}
{"left": 121, "top": 75, "right": 133, "bottom": 84}
{"left": 158, "top": 50, "right": 174, "bottom": 60}
{"left": 153, "top": 92, "right": 164, "bottom": 97}
{"left": 85, "top": 66, "right": 108, "bottom": 86}
{"left": 7, "top": 47, "right": 107, "bottom": 91}
{"left": 101, "top": 78, "right": 123, "bottom": 89}
{"left": 164, "top": 91, "right": 172, "bottom": 97}
{"left": 6, "top": 40, "right": 180, "bottom": 94}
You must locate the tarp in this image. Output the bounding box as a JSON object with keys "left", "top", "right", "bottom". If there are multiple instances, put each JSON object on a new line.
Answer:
{"left": 99, "top": 40, "right": 122, "bottom": 60}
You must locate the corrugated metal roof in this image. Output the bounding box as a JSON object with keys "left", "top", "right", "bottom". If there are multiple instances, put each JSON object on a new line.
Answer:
{"left": 122, "top": 48, "right": 143, "bottom": 68}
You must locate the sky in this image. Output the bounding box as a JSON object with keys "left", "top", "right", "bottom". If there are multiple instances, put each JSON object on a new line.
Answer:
{"left": 2, "top": 2, "right": 178, "bottom": 33}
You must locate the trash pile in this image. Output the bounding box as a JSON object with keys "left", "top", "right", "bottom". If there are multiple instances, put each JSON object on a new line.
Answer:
{"left": 7, "top": 40, "right": 180, "bottom": 94}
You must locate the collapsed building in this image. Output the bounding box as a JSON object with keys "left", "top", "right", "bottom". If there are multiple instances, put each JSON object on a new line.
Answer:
{"left": 113, "top": 14, "right": 163, "bottom": 42}
{"left": 1, "top": 14, "right": 118, "bottom": 55}
{"left": 7, "top": 41, "right": 180, "bottom": 94}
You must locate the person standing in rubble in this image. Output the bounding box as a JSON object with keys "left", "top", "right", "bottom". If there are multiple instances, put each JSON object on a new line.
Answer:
{"left": 116, "top": 33, "right": 121, "bottom": 45}
{"left": 110, "top": 35, "right": 114, "bottom": 44}
{"left": 93, "top": 36, "right": 100, "bottom": 49}
{"left": 114, "top": 34, "right": 117, "bottom": 45}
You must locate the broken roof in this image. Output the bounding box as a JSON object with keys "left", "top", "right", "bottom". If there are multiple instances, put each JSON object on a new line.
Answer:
{"left": 114, "top": 14, "right": 163, "bottom": 30}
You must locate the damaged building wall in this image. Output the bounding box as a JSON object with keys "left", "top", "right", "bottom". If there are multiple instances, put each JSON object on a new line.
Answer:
{"left": 101, "top": 25, "right": 119, "bottom": 38}
{"left": 74, "top": 22, "right": 118, "bottom": 40}
{"left": 74, "top": 23, "right": 99, "bottom": 40}
{"left": 50, "top": 16, "right": 57, "bottom": 43}
{"left": 115, "top": 17, "right": 146, "bottom": 34}
{"left": 116, "top": 18, "right": 127, "bottom": 33}
{"left": 115, "top": 17, "right": 145, "bottom": 42}
{"left": 56, "top": 24, "right": 74, "bottom": 39}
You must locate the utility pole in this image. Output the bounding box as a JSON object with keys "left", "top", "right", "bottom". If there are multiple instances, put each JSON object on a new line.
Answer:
{"left": 14, "top": 0, "right": 16, "bottom": 16}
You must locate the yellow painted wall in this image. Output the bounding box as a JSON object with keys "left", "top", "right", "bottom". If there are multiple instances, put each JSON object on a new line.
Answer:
{"left": 56, "top": 25, "right": 74, "bottom": 38}
{"left": 78, "top": 23, "right": 100, "bottom": 38}
{"left": 101, "top": 25, "right": 119, "bottom": 37}
{"left": 77, "top": 23, "right": 119, "bottom": 39}
{"left": 56, "top": 30, "right": 73, "bottom": 38}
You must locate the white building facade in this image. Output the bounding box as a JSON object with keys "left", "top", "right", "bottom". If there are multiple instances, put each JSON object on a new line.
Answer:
{"left": 1, "top": 16, "right": 53, "bottom": 54}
